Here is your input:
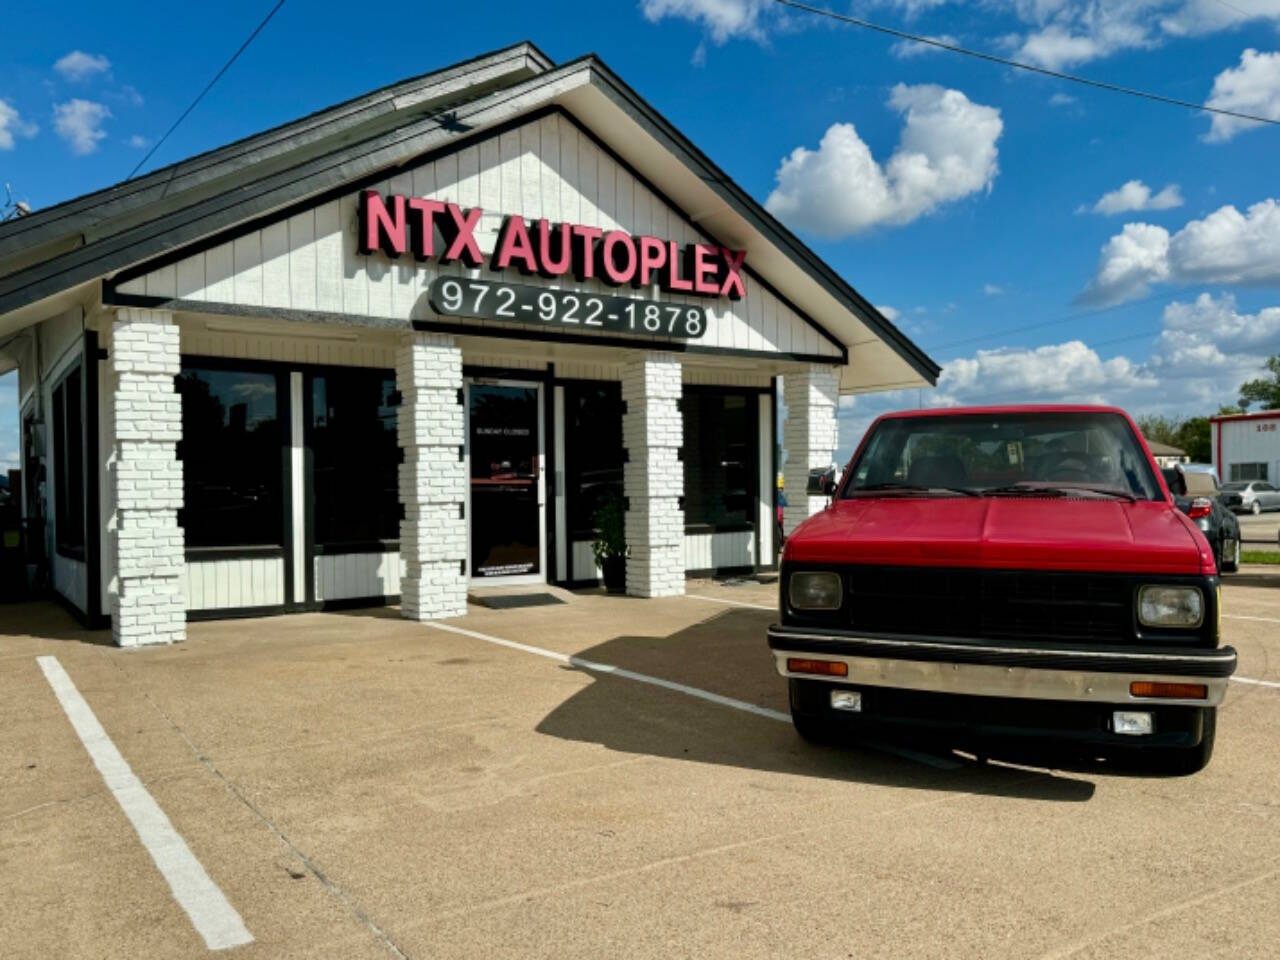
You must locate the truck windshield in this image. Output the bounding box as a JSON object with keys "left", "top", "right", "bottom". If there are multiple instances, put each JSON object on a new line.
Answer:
{"left": 843, "top": 412, "right": 1162, "bottom": 500}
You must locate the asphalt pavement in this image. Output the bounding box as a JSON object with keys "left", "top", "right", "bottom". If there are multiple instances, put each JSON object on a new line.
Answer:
{"left": 3, "top": 571, "right": 1279, "bottom": 959}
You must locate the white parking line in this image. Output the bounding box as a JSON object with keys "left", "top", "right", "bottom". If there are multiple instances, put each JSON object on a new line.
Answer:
{"left": 36, "top": 656, "right": 253, "bottom": 952}
{"left": 684, "top": 593, "right": 1280, "bottom": 692}
{"left": 684, "top": 593, "right": 775, "bottom": 612}
{"left": 426, "top": 622, "right": 789, "bottom": 722}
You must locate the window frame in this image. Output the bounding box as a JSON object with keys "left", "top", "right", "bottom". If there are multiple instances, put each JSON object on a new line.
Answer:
{"left": 177, "top": 355, "right": 291, "bottom": 561}
{"left": 303, "top": 364, "right": 400, "bottom": 556}
{"left": 1230, "top": 462, "right": 1269, "bottom": 483}
{"left": 680, "top": 385, "right": 763, "bottom": 535}
{"left": 50, "top": 361, "right": 86, "bottom": 561}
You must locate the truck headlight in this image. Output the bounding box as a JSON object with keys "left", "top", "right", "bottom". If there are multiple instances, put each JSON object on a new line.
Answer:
{"left": 1138, "top": 585, "right": 1204, "bottom": 628}
{"left": 789, "top": 571, "right": 842, "bottom": 610}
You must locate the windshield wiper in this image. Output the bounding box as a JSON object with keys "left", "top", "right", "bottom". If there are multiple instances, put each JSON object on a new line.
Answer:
{"left": 983, "top": 483, "right": 1137, "bottom": 502}
{"left": 851, "top": 481, "right": 980, "bottom": 497}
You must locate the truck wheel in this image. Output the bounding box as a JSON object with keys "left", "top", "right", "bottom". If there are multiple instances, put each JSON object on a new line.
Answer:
{"left": 1221, "top": 538, "right": 1240, "bottom": 573}
{"left": 788, "top": 678, "right": 833, "bottom": 745}
{"left": 1137, "top": 708, "right": 1217, "bottom": 776}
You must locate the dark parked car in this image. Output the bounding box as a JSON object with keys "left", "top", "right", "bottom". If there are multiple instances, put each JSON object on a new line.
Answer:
{"left": 772, "top": 405, "right": 1236, "bottom": 775}
{"left": 1161, "top": 465, "right": 1241, "bottom": 573}
{"left": 1221, "top": 480, "right": 1280, "bottom": 515}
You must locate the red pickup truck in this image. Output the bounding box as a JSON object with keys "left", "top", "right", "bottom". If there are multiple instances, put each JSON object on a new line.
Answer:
{"left": 770, "top": 405, "right": 1236, "bottom": 774}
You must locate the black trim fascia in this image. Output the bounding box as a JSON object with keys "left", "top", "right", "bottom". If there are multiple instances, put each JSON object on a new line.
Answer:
{"left": 463, "top": 364, "right": 552, "bottom": 383}
{"left": 686, "top": 565, "right": 758, "bottom": 579}
{"left": 187, "top": 603, "right": 286, "bottom": 622}
{"left": 83, "top": 330, "right": 102, "bottom": 623}
{"left": 0, "top": 43, "right": 552, "bottom": 257}
{"left": 318, "top": 594, "right": 400, "bottom": 612}
{"left": 55, "top": 545, "right": 87, "bottom": 563}
{"left": 186, "top": 546, "right": 285, "bottom": 561}
{"left": 313, "top": 541, "right": 400, "bottom": 556}
{"left": 684, "top": 522, "right": 754, "bottom": 535}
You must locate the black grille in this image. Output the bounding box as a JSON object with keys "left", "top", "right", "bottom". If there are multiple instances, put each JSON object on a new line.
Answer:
{"left": 846, "top": 566, "right": 1132, "bottom": 644}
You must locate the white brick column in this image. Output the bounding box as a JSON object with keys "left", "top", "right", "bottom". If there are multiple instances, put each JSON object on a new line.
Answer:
{"left": 109, "top": 309, "right": 185, "bottom": 647}
{"left": 397, "top": 332, "right": 467, "bottom": 620}
{"left": 783, "top": 365, "right": 840, "bottom": 536}
{"left": 622, "top": 353, "right": 685, "bottom": 598}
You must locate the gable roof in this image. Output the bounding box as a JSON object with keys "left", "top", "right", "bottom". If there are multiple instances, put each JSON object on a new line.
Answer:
{"left": 0, "top": 43, "right": 938, "bottom": 391}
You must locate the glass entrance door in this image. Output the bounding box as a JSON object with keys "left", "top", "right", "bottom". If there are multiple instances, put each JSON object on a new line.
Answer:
{"left": 466, "top": 380, "right": 545, "bottom": 583}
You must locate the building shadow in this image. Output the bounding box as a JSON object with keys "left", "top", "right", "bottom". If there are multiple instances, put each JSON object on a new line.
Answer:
{"left": 0, "top": 600, "right": 116, "bottom": 647}
{"left": 534, "top": 608, "right": 1097, "bottom": 803}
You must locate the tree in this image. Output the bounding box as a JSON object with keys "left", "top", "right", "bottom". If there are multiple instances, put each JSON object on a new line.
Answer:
{"left": 1136, "top": 415, "right": 1180, "bottom": 448}
{"left": 1239, "top": 355, "right": 1280, "bottom": 411}
{"left": 1136, "top": 414, "right": 1211, "bottom": 463}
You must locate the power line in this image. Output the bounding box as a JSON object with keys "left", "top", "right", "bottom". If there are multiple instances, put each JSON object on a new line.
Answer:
{"left": 924, "top": 292, "right": 1170, "bottom": 353}
{"left": 773, "top": 0, "right": 1280, "bottom": 128}
{"left": 126, "top": 0, "right": 288, "bottom": 180}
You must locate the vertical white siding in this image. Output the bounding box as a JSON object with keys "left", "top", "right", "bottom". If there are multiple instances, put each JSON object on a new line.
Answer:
{"left": 52, "top": 555, "right": 88, "bottom": 614}
{"left": 683, "top": 531, "right": 756, "bottom": 573}
{"left": 184, "top": 558, "right": 285, "bottom": 611}
{"left": 313, "top": 551, "right": 402, "bottom": 601}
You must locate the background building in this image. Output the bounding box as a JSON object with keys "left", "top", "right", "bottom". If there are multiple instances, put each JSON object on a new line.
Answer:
{"left": 1212, "top": 410, "right": 1280, "bottom": 485}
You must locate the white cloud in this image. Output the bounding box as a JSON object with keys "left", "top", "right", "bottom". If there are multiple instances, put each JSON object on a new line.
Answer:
{"left": 1049, "top": 92, "right": 1078, "bottom": 106}
{"left": 127, "top": 133, "right": 148, "bottom": 148}
{"left": 1080, "top": 222, "right": 1171, "bottom": 305}
{"left": 889, "top": 34, "right": 959, "bottom": 58}
{"left": 832, "top": 292, "right": 1280, "bottom": 456}
{"left": 54, "top": 50, "right": 111, "bottom": 82}
{"left": 765, "top": 84, "right": 1002, "bottom": 236}
{"left": 877, "top": 304, "right": 902, "bottom": 321}
{"left": 1083, "top": 179, "right": 1184, "bottom": 215}
{"left": 53, "top": 99, "right": 110, "bottom": 155}
{"left": 0, "top": 99, "right": 38, "bottom": 150}
{"left": 1204, "top": 48, "right": 1280, "bottom": 142}
{"left": 639, "top": 0, "right": 771, "bottom": 43}
{"left": 983, "top": 283, "right": 1005, "bottom": 295}
{"left": 1081, "top": 199, "right": 1280, "bottom": 304}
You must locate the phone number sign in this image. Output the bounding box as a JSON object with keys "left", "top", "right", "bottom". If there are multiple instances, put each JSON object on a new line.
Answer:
{"left": 427, "top": 277, "right": 708, "bottom": 340}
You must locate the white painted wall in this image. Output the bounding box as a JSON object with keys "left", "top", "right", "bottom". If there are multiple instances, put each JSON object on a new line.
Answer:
{"left": 184, "top": 558, "right": 285, "bottom": 611}
{"left": 120, "top": 112, "right": 839, "bottom": 361}
{"left": 52, "top": 555, "right": 87, "bottom": 614}
{"left": 314, "top": 551, "right": 401, "bottom": 602}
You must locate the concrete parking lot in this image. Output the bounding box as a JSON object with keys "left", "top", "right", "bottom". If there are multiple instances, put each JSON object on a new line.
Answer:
{"left": 3, "top": 571, "right": 1279, "bottom": 959}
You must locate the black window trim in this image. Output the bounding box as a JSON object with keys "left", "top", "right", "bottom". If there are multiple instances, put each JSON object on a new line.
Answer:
{"left": 50, "top": 358, "right": 87, "bottom": 562}
{"left": 681, "top": 383, "right": 764, "bottom": 536}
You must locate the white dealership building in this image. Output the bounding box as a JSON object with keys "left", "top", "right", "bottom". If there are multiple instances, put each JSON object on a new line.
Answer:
{"left": 1212, "top": 410, "right": 1280, "bottom": 485}
{"left": 0, "top": 44, "right": 937, "bottom": 646}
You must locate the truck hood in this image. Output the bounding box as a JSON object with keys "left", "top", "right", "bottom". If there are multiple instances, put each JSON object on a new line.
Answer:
{"left": 785, "top": 497, "right": 1213, "bottom": 574}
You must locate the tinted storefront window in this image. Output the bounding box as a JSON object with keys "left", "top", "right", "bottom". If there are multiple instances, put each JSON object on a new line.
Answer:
{"left": 177, "top": 366, "right": 284, "bottom": 549}
{"left": 310, "top": 370, "right": 399, "bottom": 548}
{"left": 682, "top": 390, "right": 756, "bottom": 529}
{"left": 563, "top": 382, "right": 624, "bottom": 542}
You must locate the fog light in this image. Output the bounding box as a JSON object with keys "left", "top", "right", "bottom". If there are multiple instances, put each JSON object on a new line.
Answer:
{"left": 1113, "top": 711, "right": 1154, "bottom": 736}
{"left": 830, "top": 690, "right": 862, "bottom": 712}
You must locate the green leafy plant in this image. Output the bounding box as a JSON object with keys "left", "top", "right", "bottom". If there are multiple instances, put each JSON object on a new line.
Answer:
{"left": 590, "top": 492, "right": 627, "bottom": 567}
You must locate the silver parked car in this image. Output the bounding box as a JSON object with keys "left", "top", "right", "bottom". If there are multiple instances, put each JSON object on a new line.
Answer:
{"left": 1221, "top": 480, "right": 1280, "bottom": 515}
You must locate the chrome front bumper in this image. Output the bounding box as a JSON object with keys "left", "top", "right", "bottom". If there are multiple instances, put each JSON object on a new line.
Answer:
{"left": 768, "top": 626, "right": 1237, "bottom": 707}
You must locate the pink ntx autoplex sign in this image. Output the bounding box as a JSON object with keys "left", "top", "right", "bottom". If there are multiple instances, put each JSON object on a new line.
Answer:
{"left": 357, "top": 189, "right": 747, "bottom": 300}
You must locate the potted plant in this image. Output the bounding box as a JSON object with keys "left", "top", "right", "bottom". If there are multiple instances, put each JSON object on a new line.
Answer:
{"left": 591, "top": 492, "right": 627, "bottom": 593}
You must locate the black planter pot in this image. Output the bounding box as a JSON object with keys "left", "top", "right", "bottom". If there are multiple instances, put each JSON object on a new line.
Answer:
{"left": 601, "top": 555, "right": 626, "bottom": 594}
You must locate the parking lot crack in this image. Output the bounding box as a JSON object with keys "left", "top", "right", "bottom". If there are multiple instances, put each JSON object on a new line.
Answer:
{"left": 100, "top": 653, "right": 415, "bottom": 960}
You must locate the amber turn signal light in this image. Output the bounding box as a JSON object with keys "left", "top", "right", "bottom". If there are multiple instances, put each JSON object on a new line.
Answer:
{"left": 1130, "top": 681, "right": 1208, "bottom": 700}
{"left": 787, "top": 658, "right": 848, "bottom": 677}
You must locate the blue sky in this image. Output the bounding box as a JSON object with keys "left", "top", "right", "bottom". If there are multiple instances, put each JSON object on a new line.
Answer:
{"left": 2, "top": 0, "right": 1279, "bottom": 464}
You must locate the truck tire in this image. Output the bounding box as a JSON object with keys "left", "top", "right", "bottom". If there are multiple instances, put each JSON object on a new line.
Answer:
{"left": 788, "top": 678, "right": 833, "bottom": 745}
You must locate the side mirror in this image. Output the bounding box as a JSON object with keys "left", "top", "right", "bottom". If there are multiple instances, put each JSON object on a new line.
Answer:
{"left": 806, "top": 465, "right": 839, "bottom": 496}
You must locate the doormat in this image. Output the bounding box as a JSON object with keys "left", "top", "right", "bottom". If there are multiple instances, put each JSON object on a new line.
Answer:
{"left": 475, "top": 593, "right": 566, "bottom": 610}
